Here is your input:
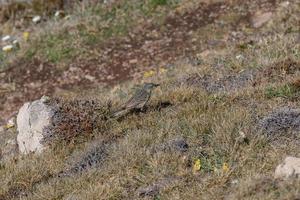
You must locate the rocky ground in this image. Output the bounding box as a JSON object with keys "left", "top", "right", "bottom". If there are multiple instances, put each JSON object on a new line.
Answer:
{"left": 0, "top": 0, "right": 299, "bottom": 199}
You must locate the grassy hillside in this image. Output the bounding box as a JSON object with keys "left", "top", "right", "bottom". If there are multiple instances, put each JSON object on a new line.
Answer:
{"left": 0, "top": 0, "right": 299, "bottom": 199}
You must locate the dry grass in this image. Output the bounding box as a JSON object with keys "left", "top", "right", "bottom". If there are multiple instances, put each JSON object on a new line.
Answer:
{"left": 0, "top": 0, "right": 300, "bottom": 199}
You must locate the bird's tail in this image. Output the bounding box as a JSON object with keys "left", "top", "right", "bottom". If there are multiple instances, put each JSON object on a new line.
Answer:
{"left": 110, "top": 108, "right": 130, "bottom": 118}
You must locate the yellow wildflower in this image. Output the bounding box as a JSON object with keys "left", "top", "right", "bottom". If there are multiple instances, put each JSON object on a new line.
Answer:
{"left": 5, "top": 124, "right": 14, "bottom": 129}
{"left": 193, "top": 159, "right": 201, "bottom": 172}
{"left": 23, "top": 32, "right": 30, "bottom": 41}
{"left": 143, "top": 70, "right": 155, "bottom": 78}
{"left": 159, "top": 68, "right": 167, "bottom": 73}
{"left": 222, "top": 162, "right": 229, "bottom": 173}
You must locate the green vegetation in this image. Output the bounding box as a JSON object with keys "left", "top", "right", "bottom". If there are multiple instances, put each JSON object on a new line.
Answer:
{"left": 150, "top": 0, "right": 168, "bottom": 7}
{"left": 265, "top": 84, "right": 300, "bottom": 99}
{"left": 3, "top": 0, "right": 180, "bottom": 65}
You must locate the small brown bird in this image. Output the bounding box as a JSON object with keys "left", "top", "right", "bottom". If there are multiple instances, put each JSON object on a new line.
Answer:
{"left": 111, "top": 83, "right": 160, "bottom": 118}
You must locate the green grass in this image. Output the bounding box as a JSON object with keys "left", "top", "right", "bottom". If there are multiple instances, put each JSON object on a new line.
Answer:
{"left": 150, "top": 0, "right": 168, "bottom": 7}
{"left": 0, "top": 52, "right": 5, "bottom": 66}
{"left": 43, "top": 34, "right": 75, "bottom": 63}
{"left": 265, "top": 84, "right": 300, "bottom": 99}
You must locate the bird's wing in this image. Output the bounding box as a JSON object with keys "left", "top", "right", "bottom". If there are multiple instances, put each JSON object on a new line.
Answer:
{"left": 123, "top": 89, "right": 146, "bottom": 109}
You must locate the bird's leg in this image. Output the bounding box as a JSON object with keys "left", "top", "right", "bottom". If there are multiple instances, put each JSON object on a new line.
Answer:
{"left": 140, "top": 104, "right": 148, "bottom": 113}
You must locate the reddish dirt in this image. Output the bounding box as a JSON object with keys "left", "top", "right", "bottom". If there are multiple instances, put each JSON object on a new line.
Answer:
{"left": 0, "top": 0, "right": 279, "bottom": 124}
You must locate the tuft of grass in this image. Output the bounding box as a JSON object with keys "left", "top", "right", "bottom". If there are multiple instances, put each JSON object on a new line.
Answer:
{"left": 264, "top": 84, "right": 300, "bottom": 99}
{"left": 0, "top": 52, "right": 5, "bottom": 65}
{"left": 150, "top": 0, "right": 168, "bottom": 7}
{"left": 26, "top": 32, "right": 77, "bottom": 63}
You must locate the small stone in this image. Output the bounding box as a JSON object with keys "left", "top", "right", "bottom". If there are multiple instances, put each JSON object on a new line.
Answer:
{"left": 275, "top": 157, "right": 300, "bottom": 179}
{"left": 64, "top": 15, "right": 71, "bottom": 20}
{"left": 1, "top": 35, "right": 11, "bottom": 42}
{"left": 40, "top": 95, "right": 51, "bottom": 104}
{"left": 54, "top": 10, "right": 65, "bottom": 18}
{"left": 231, "top": 179, "right": 239, "bottom": 185}
{"left": 55, "top": 11, "right": 60, "bottom": 17}
{"left": 236, "top": 54, "right": 244, "bottom": 60}
{"left": 85, "top": 75, "right": 96, "bottom": 81}
{"left": 55, "top": 11, "right": 61, "bottom": 17}
{"left": 107, "top": 75, "right": 114, "bottom": 80}
{"left": 32, "top": 16, "right": 41, "bottom": 23}
{"left": 280, "top": 1, "right": 290, "bottom": 7}
{"left": 12, "top": 39, "right": 18, "bottom": 44}
{"left": 251, "top": 12, "right": 273, "bottom": 28}
{"left": 198, "top": 50, "right": 211, "bottom": 58}
{"left": 237, "top": 131, "right": 249, "bottom": 144}
{"left": 239, "top": 131, "right": 246, "bottom": 139}
{"left": 129, "top": 59, "right": 138, "bottom": 64}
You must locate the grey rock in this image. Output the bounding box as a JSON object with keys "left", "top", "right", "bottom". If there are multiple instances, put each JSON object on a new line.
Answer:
{"left": 275, "top": 157, "right": 300, "bottom": 179}
{"left": 16, "top": 97, "right": 56, "bottom": 154}
{"left": 251, "top": 12, "right": 273, "bottom": 28}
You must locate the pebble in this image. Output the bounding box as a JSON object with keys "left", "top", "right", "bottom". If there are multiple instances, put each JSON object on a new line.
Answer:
{"left": 85, "top": 75, "right": 96, "bottom": 81}
{"left": 1, "top": 35, "right": 11, "bottom": 42}
{"left": 55, "top": 11, "right": 61, "bottom": 17}
{"left": 32, "top": 16, "right": 41, "bottom": 23}
{"left": 280, "top": 1, "right": 290, "bottom": 7}
{"left": 236, "top": 54, "right": 244, "bottom": 60}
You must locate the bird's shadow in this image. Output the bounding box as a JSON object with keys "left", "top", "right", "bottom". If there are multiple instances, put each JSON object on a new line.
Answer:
{"left": 149, "top": 101, "right": 173, "bottom": 111}
{"left": 114, "top": 101, "right": 173, "bottom": 120}
{"left": 135, "top": 101, "right": 173, "bottom": 113}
